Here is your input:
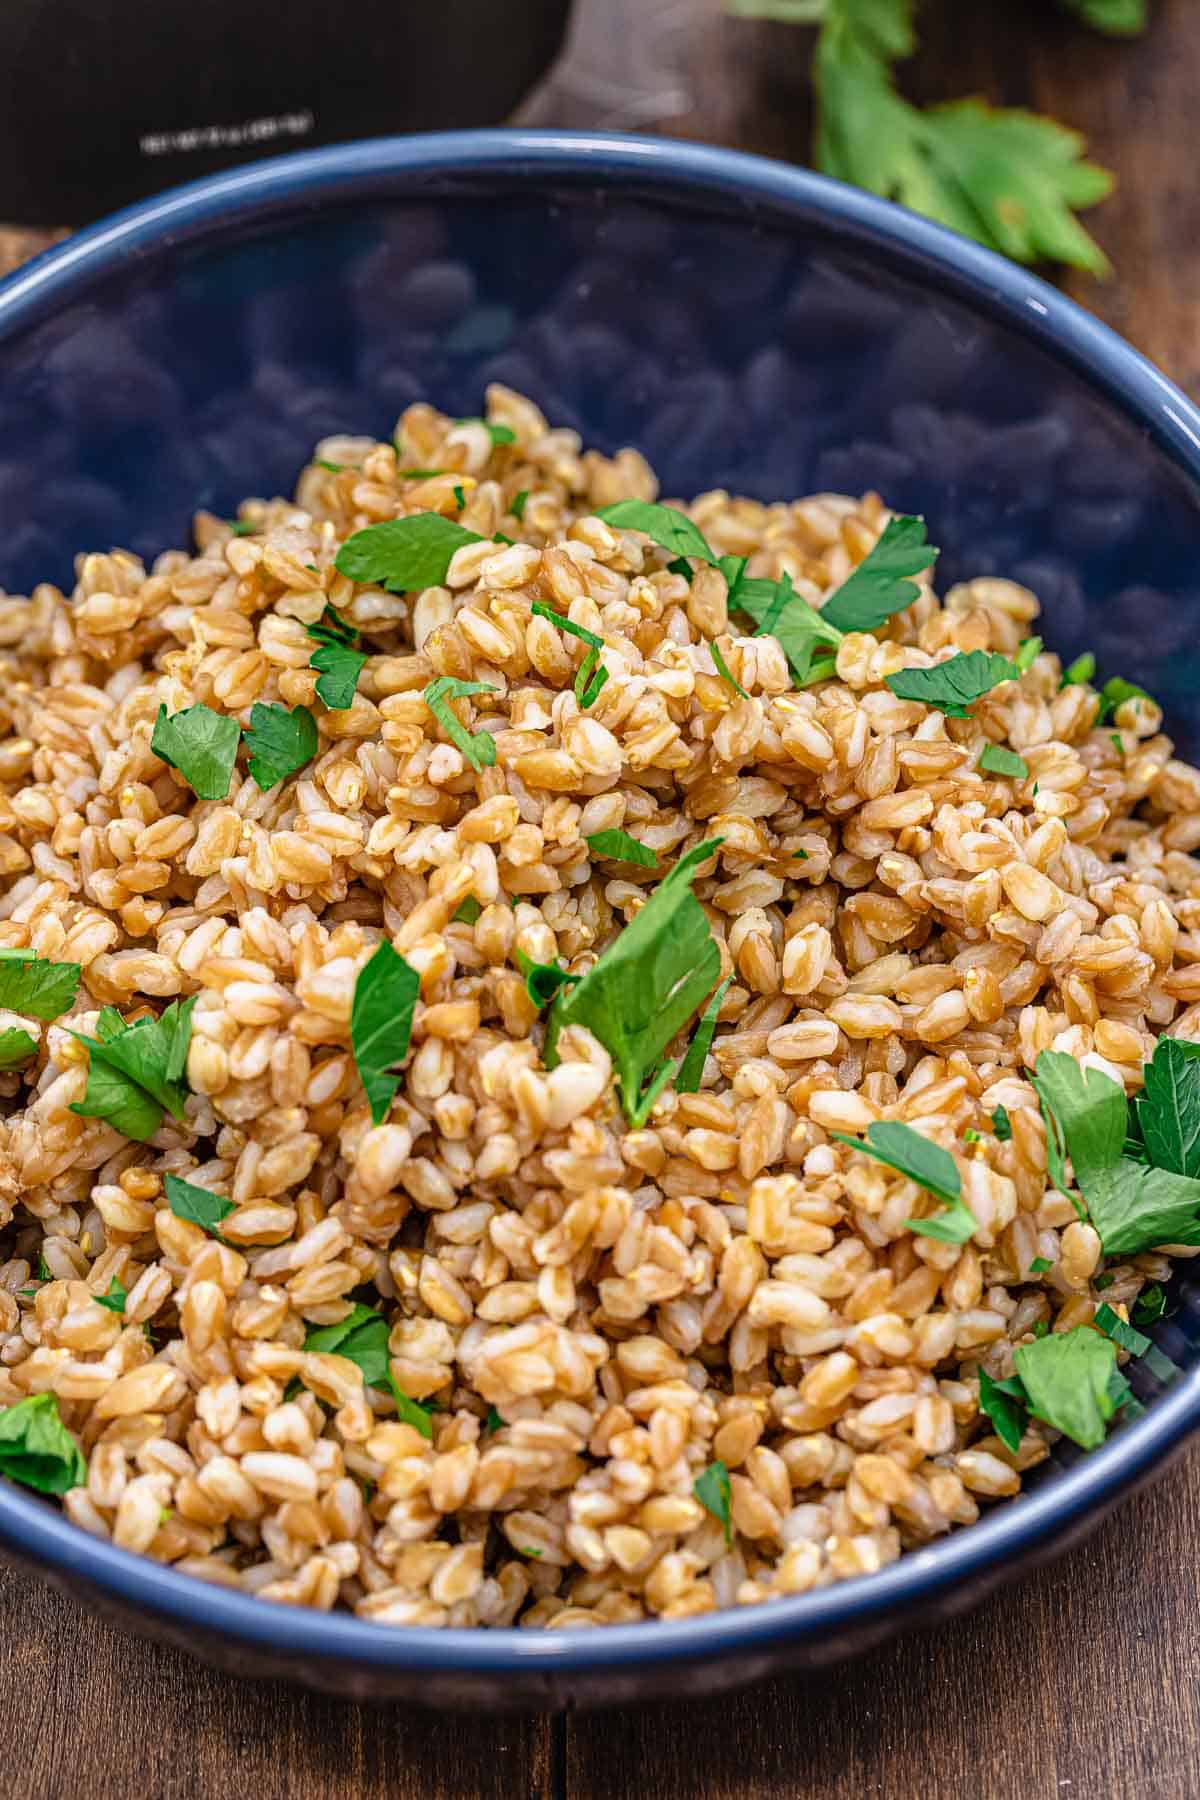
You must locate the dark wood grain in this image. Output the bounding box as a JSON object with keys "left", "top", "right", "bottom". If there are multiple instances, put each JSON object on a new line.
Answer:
{"left": 3, "top": 4, "right": 1200, "bottom": 1796}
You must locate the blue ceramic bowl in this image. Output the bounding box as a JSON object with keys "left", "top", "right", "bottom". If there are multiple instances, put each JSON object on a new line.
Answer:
{"left": 2, "top": 130, "right": 1200, "bottom": 1711}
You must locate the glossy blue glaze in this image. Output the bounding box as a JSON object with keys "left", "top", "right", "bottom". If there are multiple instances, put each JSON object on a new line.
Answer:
{"left": 2, "top": 130, "right": 1200, "bottom": 1709}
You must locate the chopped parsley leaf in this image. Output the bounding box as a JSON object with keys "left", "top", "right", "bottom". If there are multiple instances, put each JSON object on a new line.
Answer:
{"left": 1013, "top": 1325, "right": 1123, "bottom": 1449}
{"left": 1029, "top": 1256, "right": 1053, "bottom": 1274}
{"left": 977, "top": 1368, "right": 1027, "bottom": 1454}
{"left": 335, "top": 513, "right": 485, "bottom": 594}
{"left": 511, "top": 490, "right": 530, "bottom": 521}
{"left": 710, "top": 641, "right": 749, "bottom": 700}
{"left": 244, "top": 703, "right": 318, "bottom": 791}
{"left": 452, "top": 897, "right": 482, "bottom": 926}
{"left": 306, "top": 608, "right": 367, "bottom": 710}
{"left": 675, "top": 974, "right": 733, "bottom": 1095}
{"left": 1137, "top": 1036, "right": 1200, "bottom": 1178}
{"left": 350, "top": 940, "right": 420, "bottom": 1126}
{"left": 0, "top": 954, "right": 80, "bottom": 1022}
{"left": 165, "top": 1173, "right": 235, "bottom": 1238}
{"left": 1013, "top": 636, "right": 1043, "bottom": 673}
{"left": 1097, "top": 676, "right": 1154, "bottom": 723}
{"left": 819, "top": 515, "right": 937, "bottom": 633}
{"left": 991, "top": 1105, "right": 1013, "bottom": 1142}
{"left": 0, "top": 1027, "right": 38, "bottom": 1067}
{"left": 151, "top": 702, "right": 241, "bottom": 801}
{"left": 515, "top": 948, "right": 580, "bottom": 1011}
{"left": 1132, "top": 1283, "right": 1170, "bottom": 1326}
{"left": 226, "top": 519, "right": 257, "bottom": 537}
{"left": 545, "top": 839, "right": 723, "bottom": 1126}
{"left": 831, "top": 1121, "right": 975, "bottom": 1242}
{"left": 0, "top": 1392, "right": 86, "bottom": 1494}
{"left": 693, "top": 1459, "right": 733, "bottom": 1545}
{"left": 595, "top": 500, "right": 717, "bottom": 566}
{"left": 885, "top": 650, "right": 1019, "bottom": 718}
{"left": 94, "top": 1277, "right": 127, "bottom": 1315}
{"left": 585, "top": 830, "right": 657, "bottom": 869}
{"left": 423, "top": 677, "right": 497, "bottom": 771}
{"left": 978, "top": 742, "right": 1029, "bottom": 778}
{"left": 530, "top": 601, "right": 609, "bottom": 709}
{"left": 70, "top": 997, "right": 196, "bottom": 1142}
{"left": 1061, "top": 651, "right": 1096, "bottom": 687}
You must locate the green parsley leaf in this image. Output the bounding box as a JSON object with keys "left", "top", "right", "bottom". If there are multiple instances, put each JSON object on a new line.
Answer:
{"left": 819, "top": 515, "right": 936, "bottom": 633}
{"left": 455, "top": 419, "right": 516, "bottom": 447}
{"left": 1132, "top": 1283, "right": 1170, "bottom": 1326}
{"left": 70, "top": 997, "right": 196, "bottom": 1141}
{"left": 731, "top": 568, "right": 843, "bottom": 685}
{"left": 485, "top": 1407, "right": 505, "bottom": 1434}
{"left": 676, "top": 974, "right": 733, "bottom": 1095}
{"left": 1138, "top": 1036, "right": 1200, "bottom": 1178}
{"left": 710, "top": 641, "right": 749, "bottom": 700}
{"left": 151, "top": 703, "right": 240, "bottom": 801}
{"left": 1013, "top": 636, "right": 1043, "bottom": 673}
{"left": 452, "top": 484, "right": 467, "bottom": 510}
{"left": 1058, "top": 0, "right": 1147, "bottom": 36}
{"left": 165, "top": 1173, "right": 235, "bottom": 1237}
{"left": 792, "top": 848, "right": 810, "bottom": 861}
{"left": 244, "top": 703, "right": 318, "bottom": 791}
{"left": 335, "top": 514, "right": 485, "bottom": 593}
{"left": 1029, "top": 1256, "right": 1054, "bottom": 1274}
{"left": 0, "top": 953, "right": 79, "bottom": 1021}
{"left": 351, "top": 940, "right": 420, "bottom": 1126}
{"left": 1093, "top": 1301, "right": 1153, "bottom": 1358}
{"left": 423, "top": 677, "right": 497, "bottom": 771}
{"left": 510, "top": 490, "right": 530, "bottom": 521}
{"left": 1030, "top": 1050, "right": 1126, "bottom": 1191}
{"left": 453, "top": 897, "right": 482, "bottom": 926}
{"left": 226, "top": 519, "right": 257, "bottom": 537}
{"left": 885, "top": 650, "right": 1019, "bottom": 718}
{"left": 1013, "top": 1325, "right": 1121, "bottom": 1449}
{"left": 303, "top": 1305, "right": 434, "bottom": 1435}
{"left": 586, "top": 829, "right": 657, "bottom": 869}
{"left": 94, "top": 1277, "right": 127, "bottom": 1315}
{"left": 37, "top": 1253, "right": 50, "bottom": 1281}
{"left": 1111, "top": 733, "right": 1125, "bottom": 756}
{"left": 0, "top": 1392, "right": 86, "bottom": 1495}
{"left": 1031, "top": 1319, "right": 1050, "bottom": 1338}
{"left": 315, "top": 458, "right": 346, "bottom": 473}
{"left": 831, "top": 1120, "right": 975, "bottom": 1242}
{"left": 1031, "top": 1049, "right": 1200, "bottom": 1254}
{"left": 991, "top": 1105, "right": 1012, "bottom": 1141}
{"left": 397, "top": 468, "right": 443, "bottom": 480}
{"left": 1094, "top": 1273, "right": 1115, "bottom": 1290}
{"left": 978, "top": 743, "right": 1029, "bottom": 778}
{"left": 530, "top": 601, "right": 610, "bottom": 709}
{"left": 595, "top": 500, "right": 717, "bottom": 565}
{"left": 545, "top": 839, "right": 723, "bottom": 1125}
{"left": 811, "top": 4, "right": 1112, "bottom": 275}
{"left": 1097, "top": 676, "right": 1153, "bottom": 723}
{"left": 1061, "top": 651, "right": 1096, "bottom": 687}
{"left": 305, "top": 608, "right": 367, "bottom": 710}
{"left": 0, "top": 1027, "right": 37, "bottom": 1067}
{"left": 515, "top": 948, "right": 580, "bottom": 1011}
{"left": 693, "top": 1459, "right": 733, "bottom": 1545}
{"left": 977, "top": 1368, "right": 1027, "bottom": 1455}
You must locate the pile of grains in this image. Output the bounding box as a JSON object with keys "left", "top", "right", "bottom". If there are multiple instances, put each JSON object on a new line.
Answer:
{"left": 0, "top": 384, "right": 1198, "bottom": 1631}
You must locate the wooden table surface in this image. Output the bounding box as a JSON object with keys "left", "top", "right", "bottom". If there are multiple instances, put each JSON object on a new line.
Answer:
{"left": 4, "top": 3, "right": 1200, "bottom": 1795}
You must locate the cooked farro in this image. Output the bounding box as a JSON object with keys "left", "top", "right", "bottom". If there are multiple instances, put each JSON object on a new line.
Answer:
{"left": 0, "top": 383, "right": 1197, "bottom": 1629}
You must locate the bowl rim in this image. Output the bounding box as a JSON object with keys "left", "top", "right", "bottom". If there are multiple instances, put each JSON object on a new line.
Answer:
{"left": 3, "top": 126, "right": 1200, "bottom": 1678}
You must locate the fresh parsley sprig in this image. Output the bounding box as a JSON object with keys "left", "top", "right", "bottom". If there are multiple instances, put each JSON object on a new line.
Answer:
{"left": 978, "top": 742, "right": 1029, "bottom": 778}
{"left": 545, "top": 839, "right": 724, "bottom": 1126}
{"left": 515, "top": 949, "right": 580, "bottom": 1011}
{"left": 676, "top": 974, "right": 734, "bottom": 1095}
{"left": 729, "top": 0, "right": 1125, "bottom": 276}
